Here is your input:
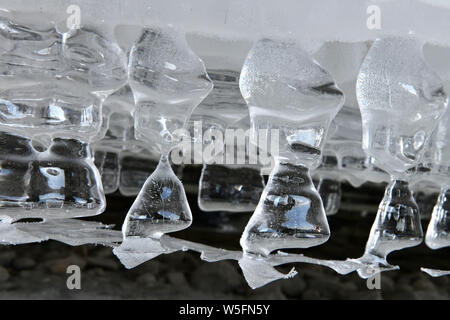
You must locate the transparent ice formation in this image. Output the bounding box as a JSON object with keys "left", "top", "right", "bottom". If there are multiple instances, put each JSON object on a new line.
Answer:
{"left": 0, "top": 133, "right": 106, "bottom": 221}
{"left": 241, "top": 162, "right": 332, "bottom": 256}
{"left": 0, "top": 11, "right": 127, "bottom": 220}
{"left": 2, "top": 1, "right": 450, "bottom": 292}
{"left": 0, "top": 219, "right": 121, "bottom": 246}
{"left": 364, "top": 180, "right": 423, "bottom": 258}
{"left": 128, "top": 26, "right": 213, "bottom": 154}
{"left": 191, "top": 71, "right": 263, "bottom": 213}
{"left": 416, "top": 106, "right": 450, "bottom": 249}
{"left": 122, "top": 26, "right": 212, "bottom": 240}
{"left": 425, "top": 188, "right": 450, "bottom": 249}
{"left": 240, "top": 39, "right": 345, "bottom": 168}
{"left": 316, "top": 178, "right": 341, "bottom": 216}
{"left": 239, "top": 38, "right": 344, "bottom": 256}
{"left": 119, "top": 154, "right": 158, "bottom": 197}
{"left": 355, "top": 36, "right": 448, "bottom": 270}
{"left": 323, "top": 106, "right": 390, "bottom": 188}
{"left": 357, "top": 37, "right": 448, "bottom": 175}
{"left": 123, "top": 156, "right": 192, "bottom": 239}
{"left": 94, "top": 150, "right": 120, "bottom": 195}
{"left": 91, "top": 86, "right": 141, "bottom": 195}
{"left": 191, "top": 69, "right": 248, "bottom": 131}
{"left": 198, "top": 164, "right": 265, "bottom": 212}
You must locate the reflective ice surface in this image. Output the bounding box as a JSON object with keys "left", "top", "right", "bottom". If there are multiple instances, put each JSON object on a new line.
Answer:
{"left": 241, "top": 162, "right": 330, "bottom": 256}
{"left": 357, "top": 37, "right": 448, "bottom": 175}
{"left": 122, "top": 26, "right": 212, "bottom": 241}
{"left": 1, "top": 2, "right": 450, "bottom": 291}
{"left": 129, "top": 26, "right": 213, "bottom": 154}
{"left": 353, "top": 36, "right": 448, "bottom": 273}
{"left": 0, "top": 11, "right": 127, "bottom": 219}
{"left": 239, "top": 38, "right": 344, "bottom": 256}
{"left": 364, "top": 180, "right": 423, "bottom": 258}
{"left": 123, "top": 156, "right": 192, "bottom": 239}
{"left": 425, "top": 188, "right": 450, "bottom": 249}
{"left": 0, "top": 133, "right": 106, "bottom": 221}
{"left": 240, "top": 38, "right": 345, "bottom": 167}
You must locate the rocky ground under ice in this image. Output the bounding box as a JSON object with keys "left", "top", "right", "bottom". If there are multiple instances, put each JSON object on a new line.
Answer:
{"left": 0, "top": 242, "right": 448, "bottom": 300}
{"left": 0, "top": 189, "right": 449, "bottom": 300}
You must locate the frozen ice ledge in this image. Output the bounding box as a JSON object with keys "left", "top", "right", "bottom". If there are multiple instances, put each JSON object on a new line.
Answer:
{"left": 3, "top": 1, "right": 450, "bottom": 67}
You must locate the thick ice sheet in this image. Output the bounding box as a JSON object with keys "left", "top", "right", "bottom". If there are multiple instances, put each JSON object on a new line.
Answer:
{"left": 3, "top": 0, "right": 450, "bottom": 58}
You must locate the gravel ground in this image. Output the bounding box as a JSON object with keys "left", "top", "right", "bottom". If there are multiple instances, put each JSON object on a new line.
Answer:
{"left": 0, "top": 241, "right": 448, "bottom": 300}
{"left": 0, "top": 190, "right": 449, "bottom": 300}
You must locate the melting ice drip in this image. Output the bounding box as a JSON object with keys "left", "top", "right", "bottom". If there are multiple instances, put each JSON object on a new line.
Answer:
{"left": 414, "top": 97, "right": 450, "bottom": 275}
{"left": 120, "top": 26, "right": 213, "bottom": 241}
{"left": 0, "top": 11, "right": 127, "bottom": 221}
{"left": 238, "top": 38, "right": 344, "bottom": 256}
{"left": 352, "top": 36, "right": 449, "bottom": 277}
{"left": 418, "top": 105, "right": 450, "bottom": 251}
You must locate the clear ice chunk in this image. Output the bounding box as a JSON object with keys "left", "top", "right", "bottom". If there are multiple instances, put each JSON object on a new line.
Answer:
{"left": 418, "top": 105, "right": 450, "bottom": 249}
{"left": 0, "top": 132, "right": 106, "bottom": 221}
{"left": 356, "top": 36, "right": 448, "bottom": 175}
{"left": 239, "top": 38, "right": 344, "bottom": 256}
{"left": 240, "top": 162, "right": 331, "bottom": 256}
{"left": 128, "top": 26, "right": 213, "bottom": 154}
{"left": 0, "top": 12, "right": 127, "bottom": 219}
{"left": 364, "top": 180, "right": 423, "bottom": 259}
{"left": 425, "top": 188, "right": 450, "bottom": 249}
{"left": 240, "top": 38, "right": 344, "bottom": 167}
{"left": 122, "top": 26, "right": 212, "bottom": 239}
{"left": 123, "top": 156, "right": 192, "bottom": 239}
{"left": 113, "top": 237, "right": 175, "bottom": 269}
{"left": 355, "top": 36, "right": 448, "bottom": 270}
{"left": 238, "top": 254, "right": 297, "bottom": 289}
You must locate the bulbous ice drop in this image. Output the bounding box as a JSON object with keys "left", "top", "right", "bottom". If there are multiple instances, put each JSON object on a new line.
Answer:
{"left": 124, "top": 26, "right": 212, "bottom": 239}
{"left": 240, "top": 162, "right": 330, "bottom": 256}
{"left": 425, "top": 188, "right": 450, "bottom": 249}
{"left": 0, "top": 13, "right": 126, "bottom": 219}
{"left": 364, "top": 180, "right": 423, "bottom": 259}
{"left": 128, "top": 26, "right": 213, "bottom": 153}
{"left": 122, "top": 155, "right": 192, "bottom": 239}
{"left": 239, "top": 38, "right": 344, "bottom": 167}
{"left": 239, "top": 38, "right": 343, "bottom": 255}
{"left": 0, "top": 132, "right": 105, "bottom": 221}
{"left": 356, "top": 36, "right": 449, "bottom": 174}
